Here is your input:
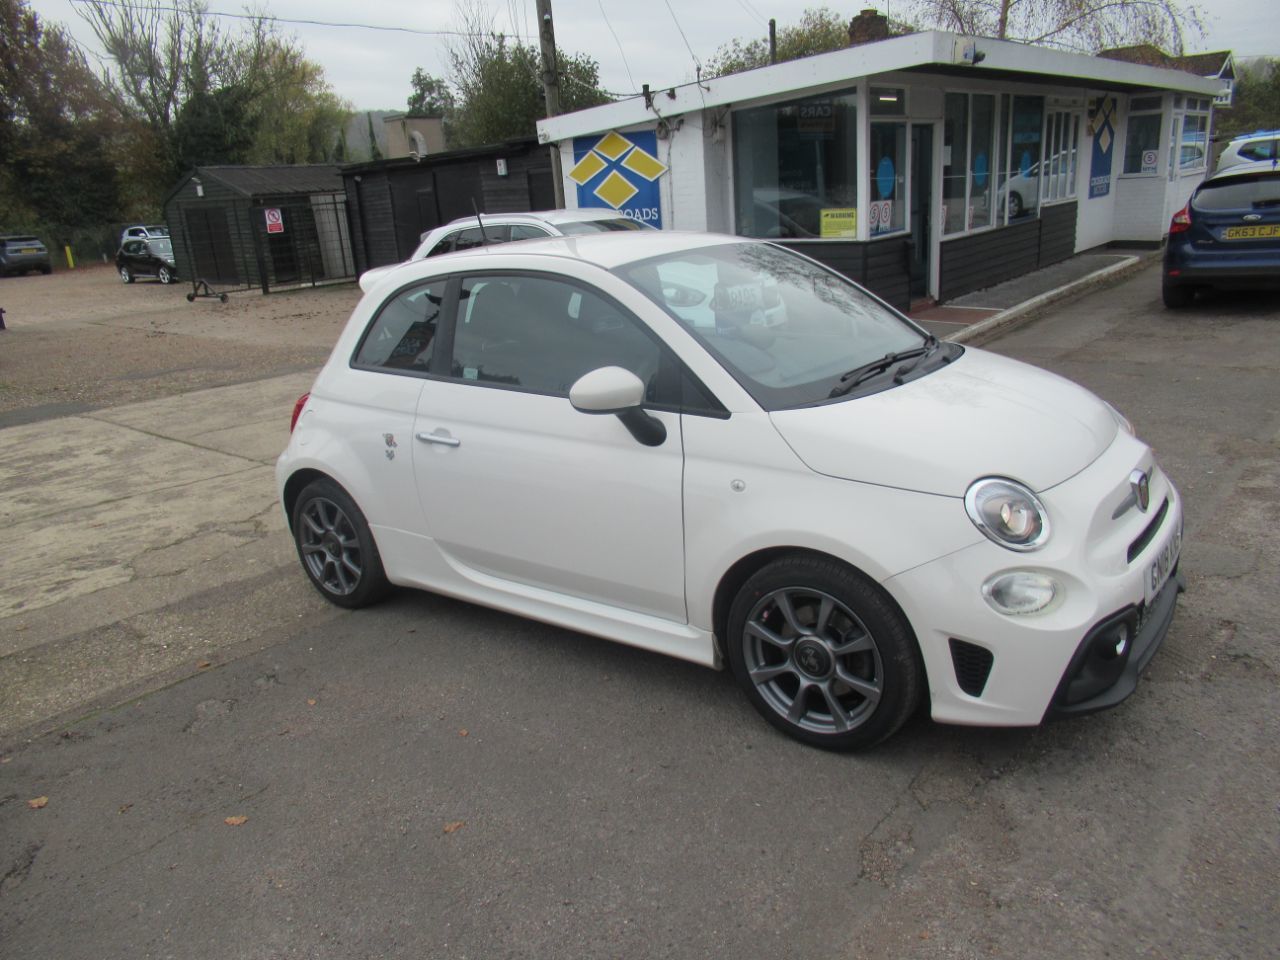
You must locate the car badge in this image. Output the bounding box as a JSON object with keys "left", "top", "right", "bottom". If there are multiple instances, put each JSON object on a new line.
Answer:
{"left": 1129, "top": 469, "right": 1150, "bottom": 512}
{"left": 1243, "top": 213, "right": 1263, "bottom": 222}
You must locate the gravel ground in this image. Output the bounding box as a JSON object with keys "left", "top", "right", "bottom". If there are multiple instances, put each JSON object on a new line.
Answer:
{"left": 0, "top": 265, "right": 358, "bottom": 427}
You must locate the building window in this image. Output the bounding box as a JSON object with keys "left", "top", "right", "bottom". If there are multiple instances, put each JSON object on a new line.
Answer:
{"left": 1124, "top": 97, "right": 1164, "bottom": 174}
{"left": 732, "top": 91, "right": 858, "bottom": 239}
{"left": 943, "top": 93, "right": 969, "bottom": 234}
{"left": 1042, "top": 109, "right": 1081, "bottom": 203}
{"left": 1004, "top": 95, "right": 1045, "bottom": 222}
{"left": 1180, "top": 111, "right": 1209, "bottom": 171}
{"left": 942, "top": 91, "right": 998, "bottom": 235}
{"left": 969, "top": 95, "right": 996, "bottom": 229}
{"left": 869, "top": 122, "right": 906, "bottom": 235}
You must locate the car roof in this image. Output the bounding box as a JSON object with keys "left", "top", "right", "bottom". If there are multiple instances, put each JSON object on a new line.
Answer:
{"left": 1229, "top": 129, "right": 1280, "bottom": 142}
{"left": 0, "top": 235, "right": 40, "bottom": 241}
{"left": 439, "top": 208, "right": 640, "bottom": 229}
{"left": 1207, "top": 158, "right": 1280, "bottom": 180}
{"left": 413, "top": 230, "right": 746, "bottom": 271}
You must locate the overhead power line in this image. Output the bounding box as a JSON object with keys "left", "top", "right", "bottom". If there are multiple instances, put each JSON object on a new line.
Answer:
{"left": 68, "top": 0, "right": 536, "bottom": 41}
{"left": 597, "top": 0, "right": 637, "bottom": 92}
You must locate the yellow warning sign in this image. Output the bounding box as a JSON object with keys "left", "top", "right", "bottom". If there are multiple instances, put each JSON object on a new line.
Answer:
{"left": 820, "top": 208, "right": 857, "bottom": 238}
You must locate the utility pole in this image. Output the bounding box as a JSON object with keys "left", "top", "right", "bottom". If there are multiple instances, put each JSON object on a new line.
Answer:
{"left": 769, "top": 19, "right": 777, "bottom": 64}
{"left": 535, "top": 0, "right": 565, "bottom": 208}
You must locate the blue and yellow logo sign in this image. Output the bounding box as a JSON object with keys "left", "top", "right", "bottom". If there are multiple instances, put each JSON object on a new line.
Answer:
{"left": 569, "top": 130, "right": 667, "bottom": 228}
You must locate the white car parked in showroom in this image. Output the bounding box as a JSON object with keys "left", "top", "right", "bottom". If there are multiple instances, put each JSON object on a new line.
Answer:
{"left": 278, "top": 232, "right": 1184, "bottom": 750}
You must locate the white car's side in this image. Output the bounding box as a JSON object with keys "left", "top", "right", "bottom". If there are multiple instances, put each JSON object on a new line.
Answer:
{"left": 279, "top": 232, "right": 1183, "bottom": 749}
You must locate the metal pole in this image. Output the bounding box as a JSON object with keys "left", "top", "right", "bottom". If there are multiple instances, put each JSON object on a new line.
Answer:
{"left": 535, "top": 0, "right": 565, "bottom": 208}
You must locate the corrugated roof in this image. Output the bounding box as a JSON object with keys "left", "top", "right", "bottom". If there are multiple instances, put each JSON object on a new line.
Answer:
{"left": 197, "top": 164, "right": 343, "bottom": 197}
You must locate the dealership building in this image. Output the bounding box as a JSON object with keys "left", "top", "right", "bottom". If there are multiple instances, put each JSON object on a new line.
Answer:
{"left": 536, "top": 26, "right": 1225, "bottom": 309}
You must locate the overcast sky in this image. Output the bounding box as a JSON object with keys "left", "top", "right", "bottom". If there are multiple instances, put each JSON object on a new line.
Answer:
{"left": 30, "top": 0, "right": 1280, "bottom": 112}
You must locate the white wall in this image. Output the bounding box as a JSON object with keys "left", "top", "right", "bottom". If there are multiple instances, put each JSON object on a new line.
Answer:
{"left": 1074, "top": 92, "right": 1119, "bottom": 252}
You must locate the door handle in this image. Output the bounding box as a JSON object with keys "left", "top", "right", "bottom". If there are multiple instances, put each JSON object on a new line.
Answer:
{"left": 416, "top": 431, "right": 461, "bottom": 447}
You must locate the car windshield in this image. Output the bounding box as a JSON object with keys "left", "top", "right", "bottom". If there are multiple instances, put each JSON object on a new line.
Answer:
{"left": 147, "top": 238, "right": 174, "bottom": 258}
{"left": 617, "top": 242, "right": 927, "bottom": 409}
{"left": 556, "top": 217, "right": 649, "bottom": 234}
{"left": 1193, "top": 173, "right": 1280, "bottom": 211}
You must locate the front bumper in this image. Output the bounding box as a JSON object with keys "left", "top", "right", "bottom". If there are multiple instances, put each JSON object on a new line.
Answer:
{"left": 883, "top": 432, "right": 1184, "bottom": 727}
{"left": 1044, "top": 566, "right": 1184, "bottom": 718}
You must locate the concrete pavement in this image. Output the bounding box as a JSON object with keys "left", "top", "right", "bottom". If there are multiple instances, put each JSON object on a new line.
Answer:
{"left": 0, "top": 372, "right": 339, "bottom": 738}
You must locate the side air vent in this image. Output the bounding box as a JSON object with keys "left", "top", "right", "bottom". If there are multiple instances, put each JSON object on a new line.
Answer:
{"left": 949, "top": 639, "right": 995, "bottom": 697}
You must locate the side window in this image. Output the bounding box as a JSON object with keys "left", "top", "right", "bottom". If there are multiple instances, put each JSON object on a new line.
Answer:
{"left": 125, "top": 241, "right": 144, "bottom": 255}
{"left": 449, "top": 274, "right": 667, "bottom": 400}
{"left": 353, "top": 280, "right": 445, "bottom": 373}
{"left": 452, "top": 226, "right": 512, "bottom": 251}
{"left": 427, "top": 235, "right": 455, "bottom": 257}
{"left": 1240, "top": 140, "right": 1275, "bottom": 161}
{"left": 510, "top": 224, "right": 552, "bottom": 240}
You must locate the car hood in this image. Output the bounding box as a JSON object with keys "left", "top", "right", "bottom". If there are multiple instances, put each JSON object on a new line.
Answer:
{"left": 769, "top": 348, "right": 1118, "bottom": 497}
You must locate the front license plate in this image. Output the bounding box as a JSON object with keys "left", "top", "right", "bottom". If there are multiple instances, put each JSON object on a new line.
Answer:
{"left": 19, "top": 247, "right": 38, "bottom": 254}
{"left": 1222, "top": 225, "right": 1280, "bottom": 240}
{"left": 1145, "top": 521, "right": 1182, "bottom": 606}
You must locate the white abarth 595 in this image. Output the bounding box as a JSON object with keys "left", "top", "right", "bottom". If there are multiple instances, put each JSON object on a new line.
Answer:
{"left": 277, "top": 231, "right": 1183, "bottom": 750}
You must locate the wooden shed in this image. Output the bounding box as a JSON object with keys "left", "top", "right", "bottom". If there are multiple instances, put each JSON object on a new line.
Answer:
{"left": 342, "top": 138, "right": 555, "bottom": 273}
{"left": 164, "top": 165, "right": 355, "bottom": 295}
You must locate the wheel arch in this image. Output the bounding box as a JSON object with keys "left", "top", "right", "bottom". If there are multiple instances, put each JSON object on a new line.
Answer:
{"left": 711, "top": 546, "right": 921, "bottom": 666}
{"left": 282, "top": 467, "right": 333, "bottom": 532}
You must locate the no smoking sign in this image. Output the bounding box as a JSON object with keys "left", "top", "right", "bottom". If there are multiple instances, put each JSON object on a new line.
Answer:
{"left": 265, "top": 208, "right": 284, "bottom": 234}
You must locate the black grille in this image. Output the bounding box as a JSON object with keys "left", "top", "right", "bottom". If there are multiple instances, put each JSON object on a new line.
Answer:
{"left": 1127, "top": 497, "right": 1170, "bottom": 564}
{"left": 949, "top": 639, "right": 995, "bottom": 697}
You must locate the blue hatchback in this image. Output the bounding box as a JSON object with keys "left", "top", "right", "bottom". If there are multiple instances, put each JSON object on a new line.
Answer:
{"left": 1163, "top": 160, "right": 1280, "bottom": 308}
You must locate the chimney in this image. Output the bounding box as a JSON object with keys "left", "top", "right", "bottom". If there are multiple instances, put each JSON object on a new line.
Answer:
{"left": 848, "top": 8, "right": 890, "bottom": 46}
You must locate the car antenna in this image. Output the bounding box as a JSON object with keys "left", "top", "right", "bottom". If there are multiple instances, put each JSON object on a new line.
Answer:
{"left": 471, "top": 199, "right": 490, "bottom": 244}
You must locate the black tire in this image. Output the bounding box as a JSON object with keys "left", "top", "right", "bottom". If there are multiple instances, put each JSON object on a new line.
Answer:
{"left": 1162, "top": 279, "right": 1193, "bottom": 308}
{"left": 219, "top": 293, "right": 228, "bottom": 303}
{"left": 726, "top": 555, "right": 923, "bottom": 750}
{"left": 1008, "top": 191, "right": 1024, "bottom": 219}
{"left": 40, "top": 266, "right": 51, "bottom": 275}
{"left": 158, "top": 265, "right": 173, "bottom": 284}
{"left": 119, "top": 265, "right": 133, "bottom": 284}
{"left": 186, "top": 292, "right": 195, "bottom": 302}
{"left": 291, "top": 478, "right": 392, "bottom": 609}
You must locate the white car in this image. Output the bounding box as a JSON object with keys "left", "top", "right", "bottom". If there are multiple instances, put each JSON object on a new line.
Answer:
{"left": 1216, "top": 130, "right": 1279, "bottom": 172}
{"left": 358, "top": 208, "right": 652, "bottom": 291}
{"left": 279, "top": 232, "right": 1184, "bottom": 750}
{"left": 119, "top": 223, "right": 170, "bottom": 245}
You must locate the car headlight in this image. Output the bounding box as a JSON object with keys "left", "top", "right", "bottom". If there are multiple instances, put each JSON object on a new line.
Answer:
{"left": 964, "top": 477, "right": 1050, "bottom": 551}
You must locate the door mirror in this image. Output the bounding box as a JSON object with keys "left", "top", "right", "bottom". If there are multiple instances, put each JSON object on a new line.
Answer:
{"left": 569, "top": 366, "right": 666, "bottom": 447}
{"left": 569, "top": 366, "right": 645, "bottom": 414}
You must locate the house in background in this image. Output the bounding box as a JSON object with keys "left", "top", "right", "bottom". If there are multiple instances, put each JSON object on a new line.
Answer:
{"left": 382, "top": 114, "right": 447, "bottom": 159}
{"left": 1099, "top": 45, "right": 1235, "bottom": 106}
{"left": 537, "top": 28, "right": 1225, "bottom": 308}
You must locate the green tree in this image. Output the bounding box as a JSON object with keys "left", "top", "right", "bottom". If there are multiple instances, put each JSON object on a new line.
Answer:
{"left": 1216, "top": 58, "right": 1280, "bottom": 140}
{"left": 907, "top": 0, "right": 1203, "bottom": 52}
{"left": 446, "top": 31, "right": 611, "bottom": 148}
{"left": 407, "top": 68, "right": 455, "bottom": 118}
{"left": 0, "top": 0, "right": 124, "bottom": 232}
{"left": 705, "top": 7, "right": 855, "bottom": 77}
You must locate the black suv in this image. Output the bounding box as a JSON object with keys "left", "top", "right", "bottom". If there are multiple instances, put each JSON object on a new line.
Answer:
{"left": 0, "top": 235, "right": 52, "bottom": 276}
{"left": 116, "top": 237, "right": 178, "bottom": 284}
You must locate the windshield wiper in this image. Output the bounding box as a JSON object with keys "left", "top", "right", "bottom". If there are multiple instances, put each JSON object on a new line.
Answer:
{"left": 829, "top": 336, "right": 938, "bottom": 398}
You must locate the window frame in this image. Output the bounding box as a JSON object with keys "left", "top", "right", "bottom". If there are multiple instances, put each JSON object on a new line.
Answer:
{"left": 941, "top": 90, "right": 1002, "bottom": 237}
{"left": 1121, "top": 96, "right": 1166, "bottom": 177}
{"left": 351, "top": 267, "right": 726, "bottom": 417}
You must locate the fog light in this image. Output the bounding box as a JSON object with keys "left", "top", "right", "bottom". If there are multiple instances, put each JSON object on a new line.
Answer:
{"left": 982, "top": 572, "right": 1059, "bottom": 616}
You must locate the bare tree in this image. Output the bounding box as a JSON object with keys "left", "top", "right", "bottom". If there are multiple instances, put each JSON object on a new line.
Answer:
{"left": 909, "top": 0, "right": 1203, "bottom": 53}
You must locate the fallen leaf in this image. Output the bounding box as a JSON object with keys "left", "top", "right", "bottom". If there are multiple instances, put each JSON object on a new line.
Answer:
{"left": 0, "top": 755, "right": 11, "bottom": 764}
{"left": 27, "top": 796, "right": 49, "bottom": 809}
{"left": 196, "top": 660, "right": 212, "bottom": 669}
{"left": 307, "top": 698, "right": 317, "bottom": 706}
{"left": 224, "top": 815, "right": 248, "bottom": 826}
{"left": 442, "top": 820, "right": 466, "bottom": 834}
{"left": 119, "top": 803, "right": 133, "bottom": 814}
{"left": 458, "top": 728, "right": 469, "bottom": 737}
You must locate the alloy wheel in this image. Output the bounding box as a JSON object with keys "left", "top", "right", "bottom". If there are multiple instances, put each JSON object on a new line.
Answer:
{"left": 298, "top": 496, "right": 365, "bottom": 596}
{"left": 741, "top": 587, "right": 884, "bottom": 735}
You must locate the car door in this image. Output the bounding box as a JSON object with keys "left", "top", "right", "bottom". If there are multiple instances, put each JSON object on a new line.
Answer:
{"left": 411, "top": 270, "right": 687, "bottom": 622}
{"left": 123, "top": 240, "right": 148, "bottom": 274}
